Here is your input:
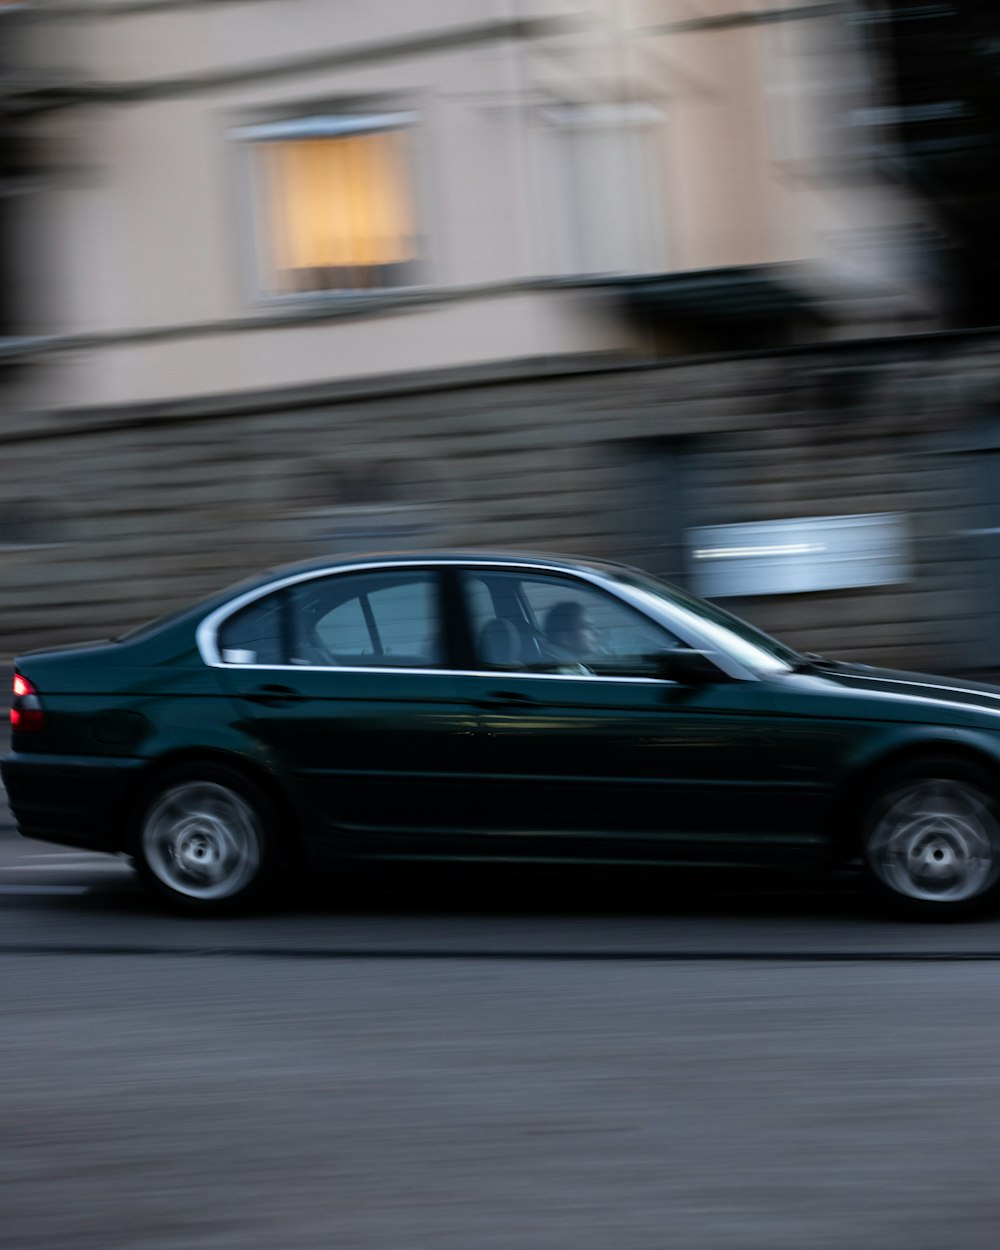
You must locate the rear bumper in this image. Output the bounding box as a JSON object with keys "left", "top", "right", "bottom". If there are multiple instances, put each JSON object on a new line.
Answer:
{"left": 1, "top": 751, "right": 146, "bottom": 852}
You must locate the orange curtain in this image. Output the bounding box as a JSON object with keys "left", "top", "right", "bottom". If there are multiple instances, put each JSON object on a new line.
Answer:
{"left": 260, "top": 130, "right": 415, "bottom": 289}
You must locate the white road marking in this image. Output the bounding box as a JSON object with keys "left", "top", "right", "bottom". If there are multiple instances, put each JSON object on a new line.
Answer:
{"left": 0, "top": 885, "right": 90, "bottom": 896}
{"left": 22, "top": 851, "right": 113, "bottom": 860}
{"left": 0, "top": 864, "right": 129, "bottom": 874}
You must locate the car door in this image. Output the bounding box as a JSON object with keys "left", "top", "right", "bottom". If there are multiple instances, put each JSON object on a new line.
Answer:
{"left": 213, "top": 566, "right": 480, "bottom": 853}
{"left": 452, "top": 567, "right": 807, "bottom": 866}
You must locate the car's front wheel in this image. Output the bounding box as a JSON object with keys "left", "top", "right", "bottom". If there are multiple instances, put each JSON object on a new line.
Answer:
{"left": 133, "top": 765, "right": 278, "bottom": 914}
{"left": 862, "top": 758, "right": 1000, "bottom": 918}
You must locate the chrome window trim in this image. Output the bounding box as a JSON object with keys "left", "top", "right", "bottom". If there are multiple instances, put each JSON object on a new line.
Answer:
{"left": 203, "top": 660, "right": 672, "bottom": 686}
{"left": 199, "top": 559, "right": 443, "bottom": 667}
{"left": 197, "top": 556, "right": 762, "bottom": 680}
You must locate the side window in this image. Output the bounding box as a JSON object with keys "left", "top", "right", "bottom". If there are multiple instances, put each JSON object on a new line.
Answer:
{"left": 218, "top": 591, "right": 288, "bottom": 665}
{"left": 520, "top": 576, "right": 682, "bottom": 674}
{"left": 291, "top": 571, "right": 444, "bottom": 667}
{"left": 462, "top": 570, "right": 682, "bottom": 674}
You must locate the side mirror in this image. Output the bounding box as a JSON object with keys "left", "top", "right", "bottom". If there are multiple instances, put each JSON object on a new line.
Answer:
{"left": 652, "top": 649, "right": 729, "bottom": 685}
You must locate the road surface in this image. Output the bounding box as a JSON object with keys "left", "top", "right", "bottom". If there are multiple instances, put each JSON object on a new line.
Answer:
{"left": 4, "top": 792, "right": 1000, "bottom": 1249}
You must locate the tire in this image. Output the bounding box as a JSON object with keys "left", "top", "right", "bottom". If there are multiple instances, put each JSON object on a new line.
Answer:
{"left": 132, "top": 764, "right": 279, "bottom": 914}
{"left": 861, "top": 757, "right": 1000, "bottom": 919}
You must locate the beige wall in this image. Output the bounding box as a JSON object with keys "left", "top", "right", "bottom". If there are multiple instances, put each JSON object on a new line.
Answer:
{"left": 28, "top": 50, "right": 543, "bottom": 332}
{"left": 81, "top": 0, "right": 580, "bottom": 86}
{"left": 6, "top": 0, "right": 936, "bottom": 411}
{"left": 15, "top": 290, "right": 640, "bottom": 411}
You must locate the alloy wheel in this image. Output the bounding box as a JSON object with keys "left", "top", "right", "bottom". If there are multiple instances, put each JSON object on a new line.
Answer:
{"left": 865, "top": 777, "right": 1000, "bottom": 905}
{"left": 141, "top": 780, "right": 263, "bottom": 902}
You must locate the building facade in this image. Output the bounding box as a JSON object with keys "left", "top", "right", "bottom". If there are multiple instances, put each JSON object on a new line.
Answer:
{"left": 2, "top": 0, "right": 936, "bottom": 402}
{"left": 2, "top": 0, "right": 988, "bottom": 669}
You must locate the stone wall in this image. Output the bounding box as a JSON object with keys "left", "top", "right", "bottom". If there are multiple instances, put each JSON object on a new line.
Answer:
{"left": 2, "top": 331, "right": 999, "bottom": 670}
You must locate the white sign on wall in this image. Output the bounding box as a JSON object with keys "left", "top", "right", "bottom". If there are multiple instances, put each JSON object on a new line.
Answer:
{"left": 688, "top": 513, "right": 910, "bottom": 598}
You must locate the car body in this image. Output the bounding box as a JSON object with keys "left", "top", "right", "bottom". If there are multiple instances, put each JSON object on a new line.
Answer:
{"left": 5, "top": 549, "right": 1000, "bottom": 916}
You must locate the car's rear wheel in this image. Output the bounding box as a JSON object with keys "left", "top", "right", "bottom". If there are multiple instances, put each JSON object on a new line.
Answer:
{"left": 862, "top": 759, "right": 1000, "bottom": 918}
{"left": 133, "top": 765, "right": 278, "bottom": 914}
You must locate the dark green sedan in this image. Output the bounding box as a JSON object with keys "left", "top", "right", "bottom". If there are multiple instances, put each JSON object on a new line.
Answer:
{"left": 5, "top": 550, "right": 1000, "bottom": 917}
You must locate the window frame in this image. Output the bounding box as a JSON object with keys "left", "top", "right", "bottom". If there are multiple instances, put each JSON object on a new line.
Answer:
{"left": 532, "top": 100, "right": 669, "bottom": 279}
{"left": 231, "top": 104, "right": 428, "bottom": 306}
{"left": 206, "top": 564, "right": 455, "bottom": 672}
{"left": 460, "top": 567, "right": 687, "bottom": 677}
{"left": 292, "top": 568, "right": 447, "bottom": 669}
{"left": 198, "top": 558, "right": 774, "bottom": 681}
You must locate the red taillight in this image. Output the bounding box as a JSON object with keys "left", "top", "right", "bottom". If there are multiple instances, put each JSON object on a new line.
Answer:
{"left": 11, "top": 673, "right": 44, "bottom": 733}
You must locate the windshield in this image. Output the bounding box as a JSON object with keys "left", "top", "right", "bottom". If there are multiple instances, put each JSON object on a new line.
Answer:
{"left": 607, "top": 568, "right": 802, "bottom": 672}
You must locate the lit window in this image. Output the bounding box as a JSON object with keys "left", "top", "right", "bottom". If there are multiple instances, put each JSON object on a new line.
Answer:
{"left": 236, "top": 113, "right": 420, "bottom": 297}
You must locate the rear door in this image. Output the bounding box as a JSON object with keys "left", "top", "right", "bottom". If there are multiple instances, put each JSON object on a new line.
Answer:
{"left": 214, "top": 567, "right": 479, "bottom": 852}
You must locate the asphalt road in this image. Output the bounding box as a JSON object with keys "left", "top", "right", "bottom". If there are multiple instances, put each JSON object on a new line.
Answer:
{"left": 5, "top": 775, "right": 1000, "bottom": 1248}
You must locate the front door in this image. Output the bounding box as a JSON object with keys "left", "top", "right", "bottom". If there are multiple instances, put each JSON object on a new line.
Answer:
{"left": 454, "top": 567, "right": 799, "bottom": 865}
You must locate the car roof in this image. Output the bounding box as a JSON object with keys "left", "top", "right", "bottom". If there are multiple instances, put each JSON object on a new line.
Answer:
{"left": 116, "top": 550, "right": 639, "bottom": 647}
{"left": 225, "top": 549, "right": 633, "bottom": 593}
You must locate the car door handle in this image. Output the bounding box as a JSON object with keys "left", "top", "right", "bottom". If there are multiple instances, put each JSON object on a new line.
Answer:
{"left": 243, "top": 684, "right": 299, "bottom": 706}
{"left": 473, "top": 690, "right": 538, "bottom": 710}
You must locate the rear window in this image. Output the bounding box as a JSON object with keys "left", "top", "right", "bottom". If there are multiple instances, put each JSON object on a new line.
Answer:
{"left": 217, "top": 591, "right": 288, "bottom": 665}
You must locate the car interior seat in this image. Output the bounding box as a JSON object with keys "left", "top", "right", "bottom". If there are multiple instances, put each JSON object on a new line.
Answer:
{"left": 478, "top": 617, "right": 523, "bottom": 668}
